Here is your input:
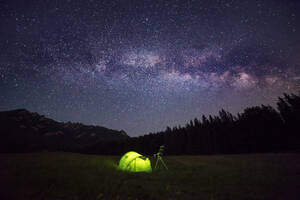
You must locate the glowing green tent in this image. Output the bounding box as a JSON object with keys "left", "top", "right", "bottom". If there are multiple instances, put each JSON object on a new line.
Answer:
{"left": 119, "top": 151, "right": 152, "bottom": 172}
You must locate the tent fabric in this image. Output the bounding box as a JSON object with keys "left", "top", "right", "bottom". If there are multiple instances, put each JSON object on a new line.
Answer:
{"left": 119, "top": 151, "right": 152, "bottom": 172}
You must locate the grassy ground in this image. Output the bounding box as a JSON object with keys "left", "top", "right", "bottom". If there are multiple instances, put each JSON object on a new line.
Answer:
{"left": 0, "top": 152, "right": 300, "bottom": 200}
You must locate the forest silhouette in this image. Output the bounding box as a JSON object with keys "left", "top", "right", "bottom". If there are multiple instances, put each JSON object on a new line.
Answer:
{"left": 83, "top": 92, "right": 300, "bottom": 155}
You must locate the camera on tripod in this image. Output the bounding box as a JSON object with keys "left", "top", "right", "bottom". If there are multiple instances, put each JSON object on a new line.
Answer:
{"left": 153, "top": 145, "right": 168, "bottom": 170}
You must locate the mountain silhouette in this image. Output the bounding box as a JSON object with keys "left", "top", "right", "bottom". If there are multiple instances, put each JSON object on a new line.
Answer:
{"left": 0, "top": 109, "right": 128, "bottom": 152}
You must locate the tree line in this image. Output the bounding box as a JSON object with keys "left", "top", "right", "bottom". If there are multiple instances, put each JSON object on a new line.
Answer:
{"left": 82, "top": 92, "right": 300, "bottom": 155}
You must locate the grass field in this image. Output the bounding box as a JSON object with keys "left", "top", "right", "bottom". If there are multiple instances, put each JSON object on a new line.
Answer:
{"left": 0, "top": 152, "right": 300, "bottom": 200}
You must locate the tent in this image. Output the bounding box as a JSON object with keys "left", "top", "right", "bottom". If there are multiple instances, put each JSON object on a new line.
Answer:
{"left": 119, "top": 151, "right": 152, "bottom": 172}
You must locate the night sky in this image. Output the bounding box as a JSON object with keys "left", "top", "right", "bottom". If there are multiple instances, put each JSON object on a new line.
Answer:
{"left": 1, "top": 0, "right": 300, "bottom": 136}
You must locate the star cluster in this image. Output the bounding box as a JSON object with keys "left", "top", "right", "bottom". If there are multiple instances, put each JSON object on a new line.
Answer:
{"left": 0, "top": 0, "right": 300, "bottom": 135}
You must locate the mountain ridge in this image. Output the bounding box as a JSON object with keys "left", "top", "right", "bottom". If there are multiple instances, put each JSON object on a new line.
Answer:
{"left": 0, "top": 109, "right": 129, "bottom": 152}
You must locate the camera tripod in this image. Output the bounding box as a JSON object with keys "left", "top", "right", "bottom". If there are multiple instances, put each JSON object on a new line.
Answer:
{"left": 154, "top": 145, "right": 168, "bottom": 170}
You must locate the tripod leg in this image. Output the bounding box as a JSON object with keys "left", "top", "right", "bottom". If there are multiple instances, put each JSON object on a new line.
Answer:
{"left": 155, "top": 158, "right": 159, "bottom": 170}
{"left": 160, "top": 158, "right": 168, "bottom": 170}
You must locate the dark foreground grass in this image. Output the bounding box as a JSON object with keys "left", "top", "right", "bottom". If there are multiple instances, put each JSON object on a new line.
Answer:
{"left": 0, "top": 152, "right": 300, "bottom": 200}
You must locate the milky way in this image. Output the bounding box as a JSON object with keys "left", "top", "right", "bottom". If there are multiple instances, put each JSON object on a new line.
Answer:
{"left": 1, "top": 0, "right": 300, "bottom": 135}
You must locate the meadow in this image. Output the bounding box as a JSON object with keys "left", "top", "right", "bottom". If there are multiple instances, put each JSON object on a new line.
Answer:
{"left": 0, "top": 152, "right": 299, "bottom": 200}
